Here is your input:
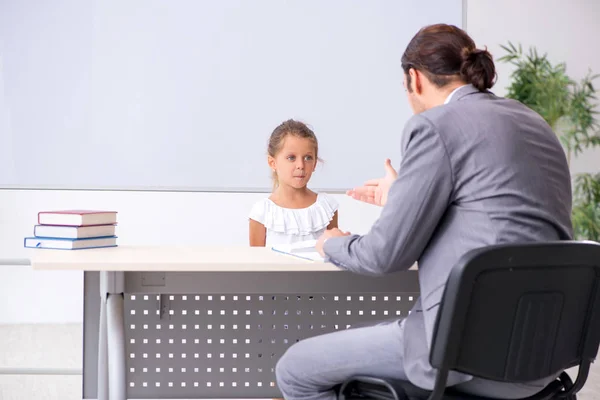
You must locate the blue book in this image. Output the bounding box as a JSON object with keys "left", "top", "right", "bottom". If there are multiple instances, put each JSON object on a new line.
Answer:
{"left": 24, "top": 236, "right": 118, "bottom": 250}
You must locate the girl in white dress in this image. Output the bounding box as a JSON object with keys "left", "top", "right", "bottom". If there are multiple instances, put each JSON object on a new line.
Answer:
{"left": 249, "top": 119, "right": 339, "bottom": 247}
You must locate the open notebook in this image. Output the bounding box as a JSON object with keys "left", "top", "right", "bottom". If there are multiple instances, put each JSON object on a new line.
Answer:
{"left": 271, "top": 239, "right": 324, "bottom": 262}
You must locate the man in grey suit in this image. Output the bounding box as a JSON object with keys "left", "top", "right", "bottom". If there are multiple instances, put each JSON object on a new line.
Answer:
{"left": 275, "top": 24, "right": 573, "bottom": 400}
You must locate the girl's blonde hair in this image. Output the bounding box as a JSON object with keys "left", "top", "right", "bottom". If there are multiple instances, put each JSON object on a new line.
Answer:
{"left": 268, "top": 119, "right": 319, "bottom": 188}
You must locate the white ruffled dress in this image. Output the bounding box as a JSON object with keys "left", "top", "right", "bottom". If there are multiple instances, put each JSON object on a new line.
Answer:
{"left": 249, "top": 193, "right": 339, "bottom": 247}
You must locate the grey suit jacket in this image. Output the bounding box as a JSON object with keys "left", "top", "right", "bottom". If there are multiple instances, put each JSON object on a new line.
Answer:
{"left": 324, "top": 85, "right": 573, "bottom": 389}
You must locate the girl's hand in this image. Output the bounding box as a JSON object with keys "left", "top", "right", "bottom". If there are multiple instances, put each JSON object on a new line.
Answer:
{"left": 316, "top": 228, "right": 351, "bottom": 257}
{"left": 346, "top": 158, "right": 397, "bottom": 207}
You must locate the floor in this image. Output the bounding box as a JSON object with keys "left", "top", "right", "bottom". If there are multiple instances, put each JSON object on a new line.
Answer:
{"left": 0, "top": 324, "right": 81, "bottom": 400}
{"left": 0, "top": 324, "right": 598, "bottom": 399}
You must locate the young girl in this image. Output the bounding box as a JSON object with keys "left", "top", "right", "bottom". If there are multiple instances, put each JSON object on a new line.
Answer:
{"left": 249, "top": 119, "right": 339, "bottom": 247}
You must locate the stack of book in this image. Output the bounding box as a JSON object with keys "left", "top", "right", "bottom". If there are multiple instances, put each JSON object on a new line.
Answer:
{"left": 24, "top": 210, "right": 118, "bottom": 250}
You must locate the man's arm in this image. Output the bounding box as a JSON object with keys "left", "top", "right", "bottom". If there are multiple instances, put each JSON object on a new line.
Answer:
{"left": 323, "top": 115, "right": 453, "bottom": 275}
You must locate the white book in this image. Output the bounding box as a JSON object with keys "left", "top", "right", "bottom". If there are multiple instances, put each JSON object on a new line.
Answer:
{"left": 34, "top": 224, "right": 116, "bottom": 239}
{"left": 37, "top": 210, "right": 117, "bottom": 226}
{"left": 271, "top": 240, "right": 324, "bottom": 262}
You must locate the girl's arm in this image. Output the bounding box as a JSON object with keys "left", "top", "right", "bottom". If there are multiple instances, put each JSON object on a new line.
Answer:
{"left": 249, "top": 219, "right": 267, "bottom": 246}
{"left": 327, "top": 210, "right": 339, "bottom": 230}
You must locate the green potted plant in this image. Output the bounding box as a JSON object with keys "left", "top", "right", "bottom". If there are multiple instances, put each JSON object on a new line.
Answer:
{"left": 499, "top": 42, "right": 600, "bottom": 241}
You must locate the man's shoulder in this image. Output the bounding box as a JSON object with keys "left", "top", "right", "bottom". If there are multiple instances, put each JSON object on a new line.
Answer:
{"left": 418, "top": 93, "right": 496, "bottom": 122}
{"left": 408, "top": 93, "right": 544, "bottom": 138}
{"left": 403, "top": 102, "right": 469, "bottom": 135}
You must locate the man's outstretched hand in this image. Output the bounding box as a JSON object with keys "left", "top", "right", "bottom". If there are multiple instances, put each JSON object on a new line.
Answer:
{"left": 346, "top": 158, "right": 397, "bottom": 206}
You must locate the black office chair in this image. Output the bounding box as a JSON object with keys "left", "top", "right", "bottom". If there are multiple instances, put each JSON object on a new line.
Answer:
{"left": 339, "top": 241, "right": 600, "bottom": 400}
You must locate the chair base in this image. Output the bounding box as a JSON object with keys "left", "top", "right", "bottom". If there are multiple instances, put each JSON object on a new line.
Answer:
{"left": 338, "top": 373, "right": 575, "bottom": 400}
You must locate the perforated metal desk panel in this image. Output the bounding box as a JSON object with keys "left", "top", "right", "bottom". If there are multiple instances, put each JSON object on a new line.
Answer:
{"left": 32, "top": 246, "right": 419, "bottom": 399}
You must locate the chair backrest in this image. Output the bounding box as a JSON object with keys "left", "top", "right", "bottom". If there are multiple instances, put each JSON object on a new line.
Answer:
{"left": 429, "top": 241, "right": 600, "bottom": 384}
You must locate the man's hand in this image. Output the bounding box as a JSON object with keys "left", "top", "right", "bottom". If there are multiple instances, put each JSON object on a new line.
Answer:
{"left": 316, "top": 228, "right": 351, "bottom": 257}
{"left": 346, "top": 158, "right": 397, "bottom": 207}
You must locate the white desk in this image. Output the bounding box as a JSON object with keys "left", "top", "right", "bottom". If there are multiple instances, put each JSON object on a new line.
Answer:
{"left": 29, "top": 246, "right": 419, "bottom": 400}
{"left": 30, "top": 245, "right": 342, "bottom": 272}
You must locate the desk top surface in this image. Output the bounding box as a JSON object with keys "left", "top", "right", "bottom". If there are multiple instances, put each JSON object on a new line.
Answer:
{"left": 28, "top": 245, "right": 342, "bottom": 272}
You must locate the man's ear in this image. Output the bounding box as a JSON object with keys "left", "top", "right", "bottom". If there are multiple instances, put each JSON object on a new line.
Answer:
{"left": 409, "top": 68, "right": 423, "bottom": 95}
{"left": 268, "top": 156, "right": 276, "bottom": 171}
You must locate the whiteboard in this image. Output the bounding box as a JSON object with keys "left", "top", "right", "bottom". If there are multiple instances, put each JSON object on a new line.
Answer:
{"left": 0, "top": 0, "right": 463, "bottom": 192}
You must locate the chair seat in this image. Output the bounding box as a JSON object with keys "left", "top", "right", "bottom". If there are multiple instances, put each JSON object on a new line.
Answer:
{"left": 338, "top": 375, "right": 570, "bottom": 400}
{"left": 339, "top": 376, "right": 489, "bottom": 400}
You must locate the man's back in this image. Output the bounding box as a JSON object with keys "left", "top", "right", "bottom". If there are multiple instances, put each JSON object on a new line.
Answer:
{"left": 403, "top": 85, "right": 573, "bottom": 389}
{"left": 438, "top": 89, "right": 572, "bottom": 242}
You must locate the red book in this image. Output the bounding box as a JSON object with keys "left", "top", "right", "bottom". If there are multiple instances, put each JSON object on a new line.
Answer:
{"left": 37, "top": 210, "right": 118, "bottom": 227}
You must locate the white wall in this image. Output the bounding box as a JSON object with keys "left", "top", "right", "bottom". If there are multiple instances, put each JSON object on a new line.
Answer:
{"left": 1, "top": 0, "right": 600, "bottom": 324}
{"left": 467, "top": 0, "right": 600, "bottom": 174}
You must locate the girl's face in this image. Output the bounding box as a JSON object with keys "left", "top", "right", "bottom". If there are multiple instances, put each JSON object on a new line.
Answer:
{"left": 268, "top": 135, "right": 317, "bottom": 189}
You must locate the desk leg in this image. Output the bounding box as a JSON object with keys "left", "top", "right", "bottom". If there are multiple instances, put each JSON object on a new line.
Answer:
{"left": 98, "top": 293, "right": 109, "bottom": 400}
{"left": 99, "top": 271, "right": 126, "bottom": 400}
{"left": 107, "top": 293, "right": 126, "bottom": 400}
